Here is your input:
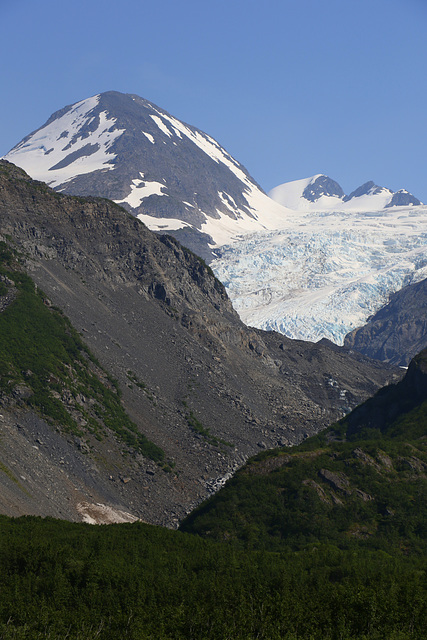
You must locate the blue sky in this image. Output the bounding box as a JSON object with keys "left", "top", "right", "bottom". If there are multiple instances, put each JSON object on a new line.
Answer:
{"left": 1, "top": 0, "right": 426, "bottom": 200}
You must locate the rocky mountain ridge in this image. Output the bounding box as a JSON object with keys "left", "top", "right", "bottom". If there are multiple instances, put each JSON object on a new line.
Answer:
{"left": 269, "top": 173, "right": 422, "bottom": 211}
{"left": 0, "top": 160, "right": 400, "bottom": 525}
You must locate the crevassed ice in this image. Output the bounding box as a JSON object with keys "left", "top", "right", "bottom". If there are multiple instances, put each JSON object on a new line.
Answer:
{"left": 211, "top": 205, "right": 427, "bottom": 344}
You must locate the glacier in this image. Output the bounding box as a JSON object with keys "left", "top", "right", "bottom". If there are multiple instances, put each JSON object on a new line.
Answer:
{"left": 5, "top": 92, "right": 426, "bottom": 347}
{"left": 211, "top": 204, "right": 427, "bottom": 345}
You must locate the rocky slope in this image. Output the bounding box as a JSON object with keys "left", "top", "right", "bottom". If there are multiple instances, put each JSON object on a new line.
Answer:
{"left": 0, "top": 161, "right": 400, "bottom": 526}
{"left": 344, "top": 277, "right": 427, "bottom": 366}
{"left": 181, "top": 348, "right": 427, "bottom": 552}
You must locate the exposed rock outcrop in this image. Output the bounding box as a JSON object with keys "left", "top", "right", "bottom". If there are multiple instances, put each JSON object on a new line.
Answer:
{"left": 0, "top": 160, "right": 401, "bottom": 526}
{"left": 344, "top": 278, "right": 427, "bottom": 366}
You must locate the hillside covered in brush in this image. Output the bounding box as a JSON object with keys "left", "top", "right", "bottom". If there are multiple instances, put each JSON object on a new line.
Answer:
{"left": 181, "top": 349, "right": 427, "bottom": 554}
{"left": 1, "top": 364, "right": 426, "bottom": 640}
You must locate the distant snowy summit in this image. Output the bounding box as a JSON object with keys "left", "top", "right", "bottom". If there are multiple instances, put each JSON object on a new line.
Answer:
{"left": 269, "top": 174, "right": 422, "bottom": 212}
{"left": 5, "top": 91, "right": 427, "bottom": 351}
{"left": 3, "top": 91, "right": 291, "bottom": 259}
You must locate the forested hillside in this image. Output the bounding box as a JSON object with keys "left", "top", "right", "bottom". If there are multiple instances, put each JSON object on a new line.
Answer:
{"left": 0, "top": 513, "right": 426, "bottom": 640}
{"left": 1, "top": 353, "right": 426, "bottom": 639}
{"left": 181, "top": 351, "right": 427, "bottom": 555}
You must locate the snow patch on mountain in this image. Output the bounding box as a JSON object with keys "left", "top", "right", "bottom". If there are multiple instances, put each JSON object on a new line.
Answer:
{"left": 5, "top": 96, "right": 125, "bottom": 188}
{"left": 199, "top": 191, "right": 291, "bottom": 246}
{"left": 269, "top": 175, "right": 323, "bottom": 209}
{"left": 115, "top": 173, "right": 169, "bottom": 208}
{"left": 137, "top": 215, "right": 191, "bottom": 231}
{"left": 142, "top": 131, "right": 155, "bottom": 144}
{"left": 150, "top": 114, "right": 174, "bottom": 138}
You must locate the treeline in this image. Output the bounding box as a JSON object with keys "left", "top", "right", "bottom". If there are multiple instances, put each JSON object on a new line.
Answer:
{"left": 0, "top": 514, "right": 426, "bottom": 639}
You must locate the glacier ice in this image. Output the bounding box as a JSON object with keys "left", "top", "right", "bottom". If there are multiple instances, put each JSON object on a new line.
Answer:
{"left": 211, "top": 205, "right": 427, "bottom": 345}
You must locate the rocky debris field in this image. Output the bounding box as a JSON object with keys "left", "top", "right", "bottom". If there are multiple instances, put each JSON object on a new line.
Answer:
{"left": 0, "top": 161, "right": 401, "bottom": 525}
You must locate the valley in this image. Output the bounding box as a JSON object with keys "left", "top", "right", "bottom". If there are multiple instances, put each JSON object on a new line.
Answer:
{"left": 0, "top": 160, "right": 399, "bottom": 526}
{"left": 2, "top": 2, "right": 426, "bottom": 636}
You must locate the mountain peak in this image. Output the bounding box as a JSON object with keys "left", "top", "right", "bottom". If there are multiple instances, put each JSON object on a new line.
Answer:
{"left": 343, "top": 181, "right": 387, "bottom": 202}
{"left": 302, "top": 175, "right": 345, "bottom": 202}
{"left": 269, "top": 175, "right": 422, "bottom": 213}
{"left": 2, "top": 91, "right": 290, "bottom": 258}
{"left": 386, "top": 189, "right": 422, "bottom": 208}
{"left": 268, "top": 174, "right": 344, "bottom": 210}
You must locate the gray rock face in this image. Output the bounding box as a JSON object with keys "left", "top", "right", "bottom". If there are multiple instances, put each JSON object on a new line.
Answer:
{"left": 344, "top": 278, "right": 427, "bottom": 366}
{"left": 318, "top": 468, "right": 351, "bottom": 495}
{"left": 343, "top": 181, "right": 384, "bottom": 201}
{"left": 4, "top": 91, "right": 266, "bottom": 259}
{"left": 386, "top": 190, "right": 421, "bottom": 208}
{"left": 0, "top": 160, "right": 401, "bottom": 526}
{"left": 302, "top": 175, "right": 345, "bottom": 201}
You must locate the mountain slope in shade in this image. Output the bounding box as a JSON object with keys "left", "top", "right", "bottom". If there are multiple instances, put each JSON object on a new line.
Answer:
{"left": 344, "top": 277, "right": 427, "bottom": 366}
{"left": 3, "top": 91, "right": 291, "bottom": 259}
{"left": 180, "top": 348, "right": 427, "bottom": 553}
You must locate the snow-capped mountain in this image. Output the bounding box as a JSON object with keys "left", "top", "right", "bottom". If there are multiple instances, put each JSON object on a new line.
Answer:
{"left": 212, "top": 175, "right": 427, "bottom": 346}
{"left": 5, "top": 93, "right": 427, "bottom": 351}
{"left": 269, "top": 174, "right": 422, "bottom": 212}
{"left": 3, "top": 91, "right": 291, "bottom": 259}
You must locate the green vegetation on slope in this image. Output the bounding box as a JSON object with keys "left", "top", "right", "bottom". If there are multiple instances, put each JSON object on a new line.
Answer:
{"left": 0, "top": 352, "right": 423, "bottom": 639}
{"left": 181, "top": 436, "right": 427, "bottom": 554}
{"left": 0, "top": 514, "right": 426, "bottom": 640}
{"left": 0, "top": 240, "right": 164, "bottom": 462}
{"left": 180, "top": 353, "right": 427, "bottom": 555}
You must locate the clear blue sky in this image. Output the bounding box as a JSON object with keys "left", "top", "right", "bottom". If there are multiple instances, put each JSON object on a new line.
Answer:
{"left": 1, "top": 0, "right": 427, "bottom": 200}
